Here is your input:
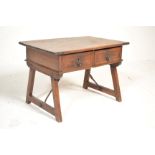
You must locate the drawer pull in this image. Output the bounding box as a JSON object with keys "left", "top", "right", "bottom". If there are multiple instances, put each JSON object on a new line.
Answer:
{"left": 76, "top": 58, "right": 82, "bottom": 67}
{"left": 105, "top": 55, "right": 110, "bottom": 61}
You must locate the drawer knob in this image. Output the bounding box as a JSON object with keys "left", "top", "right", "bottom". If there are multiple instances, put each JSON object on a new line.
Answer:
{"left": 76, "top": 58, "right": 82, "bottom": 67}
{"left": 105, "top": 55, "right": 110, "bottom": 61}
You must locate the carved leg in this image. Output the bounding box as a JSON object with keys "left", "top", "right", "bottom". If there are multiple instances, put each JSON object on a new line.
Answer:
{"left": 51, "top": 78, "right": 62, "bottom": 122}
{"left": 26, "top": 68, "right": 35, "bottom": 104}
{"left": 110, "top": 65, "right": 122, "bottom": 102}
{"left": 83, "top": 69, "right": 91, "bottom": 89}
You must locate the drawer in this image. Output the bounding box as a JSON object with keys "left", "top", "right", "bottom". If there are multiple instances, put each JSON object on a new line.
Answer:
{"left": 94, "top": 47, "right": 122, "bottom": 66}
{"left": 61, "top": 52, "right": 93, "bottom": 72}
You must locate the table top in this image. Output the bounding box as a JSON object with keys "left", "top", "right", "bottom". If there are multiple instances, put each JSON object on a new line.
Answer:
{"left": 19, "top": 36, "right": 129, "bottom": 55}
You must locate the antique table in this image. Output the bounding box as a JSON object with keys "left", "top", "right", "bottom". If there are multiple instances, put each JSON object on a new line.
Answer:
{"left": 19, "top": 36, "right": 129, "bottom": 122}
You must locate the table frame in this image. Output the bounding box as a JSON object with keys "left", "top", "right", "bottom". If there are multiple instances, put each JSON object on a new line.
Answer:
{"left": 26, "top": 60, "right": 121, "bottom": 122}
{"left": 19, "top": 36, "right": 129, "bottom": 122}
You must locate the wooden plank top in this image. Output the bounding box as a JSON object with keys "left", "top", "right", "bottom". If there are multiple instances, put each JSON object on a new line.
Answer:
{"left": 19, "top": 36, "right": 129, "bottom": 55}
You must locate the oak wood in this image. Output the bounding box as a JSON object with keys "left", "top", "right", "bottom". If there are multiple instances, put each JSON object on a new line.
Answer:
{"left": 110, "top": 64, "right": 122, "bottom": 101}
{"left": 51, "top": 78, "right": 62, "bottom": 122}
{"left": 83, "top": 69, "right": 91, "bottom": 89}
{"left": 88, "top": 82, "right": 115, "bottom": 96}
{"left": 61, "top": 52, "right": 93, "bottom": 72}
{"left": 94, "top": 47, "right": 122, "bottom": 66}
{"left": 28, "top": 96, "right": 55, "bottom": 115}
{"left": 27, "top": 60, "right": 63, "bottom": 79}
{"left": 27, "top": 46, "right": 59, "bottom": 71}
{"left": 26, "top": 68, "right": 35, "bottom": 104}
{"left": 19, "top": 36, "right": 129, "bottom": 122}
{"left": 19, "top": 36, "right": 129, "bottom": 55}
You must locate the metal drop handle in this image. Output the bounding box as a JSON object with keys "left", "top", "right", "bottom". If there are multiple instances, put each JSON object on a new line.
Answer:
{"left": 76, "top": 58, "right": 82, "bottom": 67}
{"left": 105, "top": 55, "right": 110, "bottom": 61}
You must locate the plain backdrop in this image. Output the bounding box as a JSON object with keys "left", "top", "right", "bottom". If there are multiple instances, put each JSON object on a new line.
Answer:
{"left": 0, "top": 0, "right": 155, "bottom": 155}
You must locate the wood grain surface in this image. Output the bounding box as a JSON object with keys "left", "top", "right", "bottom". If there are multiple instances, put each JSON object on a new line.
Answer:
{"left": 19, "top": 36, "right": 129, "bottom": 55}
{"left": 20, "top": 36, "right": 129, "bottom": 122}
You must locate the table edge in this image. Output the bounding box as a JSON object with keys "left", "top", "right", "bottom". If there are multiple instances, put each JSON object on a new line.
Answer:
{"left": 19, "top": 41, "right": 129, "bottom": 56}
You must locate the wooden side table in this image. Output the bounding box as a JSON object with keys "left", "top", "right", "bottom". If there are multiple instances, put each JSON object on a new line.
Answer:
{"left": 19, "top": 36, "right": 129, "bottom": 122}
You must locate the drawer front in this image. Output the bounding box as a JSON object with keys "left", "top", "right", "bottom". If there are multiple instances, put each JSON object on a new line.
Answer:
{"left": 94, "top": 47, "right": 122, "bottom": 66}
{"left": 61, "top": 52, "right": 93, "bottom": 72}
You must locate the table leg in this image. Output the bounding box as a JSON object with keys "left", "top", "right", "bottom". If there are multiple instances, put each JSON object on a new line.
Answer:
{"left": 51, "top": 78, "right": 62, "bottom": 122}
{"left": 26, "top": 68, "right": 35, "bottom": 104}
{"left": 83, "top": 69, "right": 91, "bottom": 89}
{"left": 110, "top": 64, "right": 122, "bottom": 102}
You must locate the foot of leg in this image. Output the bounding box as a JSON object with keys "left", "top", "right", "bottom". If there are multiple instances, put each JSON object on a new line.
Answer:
{"left": 110, "top": 65, "right": 122, "bottom": 102}
{"left": 51, "top": 78, "right": 62, "bottom": 122}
